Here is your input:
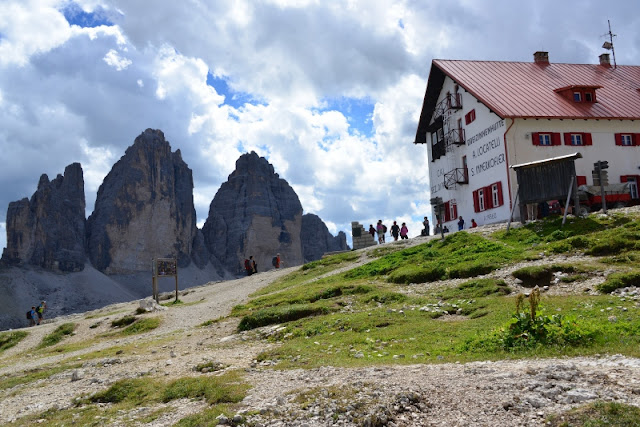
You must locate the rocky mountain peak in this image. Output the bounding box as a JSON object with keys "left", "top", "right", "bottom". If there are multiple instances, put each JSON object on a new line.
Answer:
{"left": 2, "top": 162, "right": 86, "bottom": 272}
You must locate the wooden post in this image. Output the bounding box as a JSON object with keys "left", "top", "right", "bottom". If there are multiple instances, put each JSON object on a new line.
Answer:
{"left": 562, "top": 175, "right": 575, "bottom": 227}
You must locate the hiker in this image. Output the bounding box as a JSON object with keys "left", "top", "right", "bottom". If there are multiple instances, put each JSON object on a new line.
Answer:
{"left": 471, "top": 219, "right": 478, "bottom": 228}
{"left": 400, "top": 223, "right": 409, "bottom": 240}
{"left": 443, "top": 226, "right": 450, "bottom": 233}
{"left": 272, "top": 253, "right": 281, "bottom": 269}
{"left": 368, "top": 224, "right": 376, "bottom": 240}
{"left": 28, "top": 306, "right": 37, "bottom": 326}
{"left": 422, "top": 217, "right": 430, "bottom": 236}
{"left": 376, "top": 220, "right": 386, "bottom": 244}
{"left": 244, "top": 258, "right": 252, "bottom": 276}
{"left": 457, "top": 216, "right": 464, "bottom": 231}
{"left": 251, "top": 256, "right": 257, "bottom": 274}
{"left": 36, "top": 301, "right": 46, "bottom": 323}
{"left": 390, "top": 221, "right": 400, "bottom": 241}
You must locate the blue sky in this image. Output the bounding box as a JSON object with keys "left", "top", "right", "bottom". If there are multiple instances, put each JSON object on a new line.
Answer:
{"left": 1, "top": 0, "right": 639, "bottom": 253}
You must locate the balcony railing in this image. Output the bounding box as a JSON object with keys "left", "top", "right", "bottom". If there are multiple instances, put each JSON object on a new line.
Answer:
{"left": 444, "top": 168, "right": 469, "bottom": 189}
{"left": 433, "top": 93, "right": 463, "bottom": 120}
{"left": 446, "top": 127, "right": 466, "bottom": 147}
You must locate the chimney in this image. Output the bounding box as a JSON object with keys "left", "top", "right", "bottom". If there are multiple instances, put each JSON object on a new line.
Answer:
{"left": 533, "top": 51, "right": 549, "bottom": 64}
{"left": 599, "top": 53, "right": 611, "bottom": 67}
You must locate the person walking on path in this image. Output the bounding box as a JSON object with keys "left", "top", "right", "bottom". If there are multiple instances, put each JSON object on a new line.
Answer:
{"left": 244, "top": 258, "right": 253, "bottom": 276}
{"left": 272, "top": 253, "right": 281, "bottom": 269}
{"left": 376, "top": 220, "right": 386, "bottom": 244}
{"left": 251, "top": 256, "right": 258, "bottom": 274}
{"left": 29, "top": 306, "right": 38, "bottom": 326}
{"left": 471, "top": 219, "right": 478, "bottom": 228}
{"left": 390, "top": 221, "right": 400, "bottom": 241}
{"left": 400, "top": 223, "right": 409, "bottom": 240}
{"left": 36, "top": 301, "right": 46, "bottom": 323}
{"left": 458, "top": 216, "right": 465, "bottom": 231}
{"left": 422, "top": 217, "right": 430, "bottom": 236}
{"left": 368, "top": 224, "right": 376, "bottom": 241}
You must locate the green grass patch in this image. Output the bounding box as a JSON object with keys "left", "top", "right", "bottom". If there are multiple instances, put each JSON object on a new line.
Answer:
{"left": 597, "top": 270, "right": 640, "bottom": 294}
{"left": 548, "top": 401, "right": 640, "bottom": 426}
{"left": 111, "top": 315, "right": 136, "bottom": 328}
{"left": 0, "top": 330, "right": 28, "bottom": 353}
{"left": 38, "top": 323, "right": 76, "bottom": 348}
{"left": 0, "top": 362, "right": 82, "bottom": 392}
{"left": 238, "top": 304, "right": 331, "bottom": 331}
{"left": 163, "top": 372, "right": 248, "bottom": 404}
{"left": 346, "top": 232, "right": 521, "bottom": 283}
{"left": 120, "top": 317, "right": 161, "bottom": 335}
{"left": 437, "top": 279, "right": 511, "bottom": 300}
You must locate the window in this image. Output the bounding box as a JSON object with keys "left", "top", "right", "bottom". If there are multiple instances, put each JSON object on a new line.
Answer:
{"left": 615, "top": 133, "right": 639, "bottom": 146}
{"left": 442, "top": 200, "right": 458, "bottom": 222}
{"left": 449, "top": 201, "right": 457, "bottom": 222}
{"left": 573, "top": 92, "right": 582, "bottom": 102}
{"left": 621, "top": 176, "right": 640, "bottom": 199}
{"left": 491, "top": 184, "right": 500, "bottom": 207}
{"left": 473, "top": 182, "right": 504, "bottom": 212}
{"left": 464, "top": 109, "right": 476, "bottom": 125}
{"left": 563, "top": 132, "right": 592, "bottom": 146}
{"left": 585, "top": 92, "right": 593, "bottom": 102}
{"left": 532, "top": 132, "right": 560, "bottom": 146}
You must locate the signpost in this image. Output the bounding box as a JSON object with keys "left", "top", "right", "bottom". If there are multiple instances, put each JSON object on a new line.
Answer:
{"left": 152, "top": 258, "right": 178, "bottom": 303}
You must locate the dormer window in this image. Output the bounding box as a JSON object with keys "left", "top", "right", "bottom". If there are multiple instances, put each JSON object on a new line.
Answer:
{"left": 555, "top": 85, "right": 601, "bottom": 104}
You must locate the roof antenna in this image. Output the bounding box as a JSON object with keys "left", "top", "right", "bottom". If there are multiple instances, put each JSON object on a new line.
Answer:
{"left": 601, "top": 20, "right": 617, "bottom": 69}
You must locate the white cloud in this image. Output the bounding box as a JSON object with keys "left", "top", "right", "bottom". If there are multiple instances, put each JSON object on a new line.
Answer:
{"left": 0, "top": 222, "right": 5, "bottom": 252}
{"left": 0, "top": 0, "right": 73, "bottom": 66}
{"left": 0, "top": 0, "right": 639, "bottom": 256}
{"left": 103, "top": 48, "right": 131, "bottom": 70}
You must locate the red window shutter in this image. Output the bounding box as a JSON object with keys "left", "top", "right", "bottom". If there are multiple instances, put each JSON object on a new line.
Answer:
{"left": 485, "top": 186, "right": 493, "bottom": 209}
{"left": 620, "top": 175, "right": 628, "bottom": 183}
{"left": 615, "top": 133, "right": 623, "bottom": 146}
{"left": 444, "top": 201, "right": 451, "bottom": 222}
{"left": 634, "top": 134, "right": 640, "bottom": 146}
{"left": 583, "top": 133, "right": 592, "bottom": 146}
{"left": 563, "top": 133, "right": 572, "bottom": 145}
{"left": 532, "top": 132, "right": 540, "bottom": 146}
{"left": 453, "top": 204, "right": 458, "bottom": 220}
{"left": 497, "top": 182, "right": 504, "bottom": 206}
{"left": 473, "top": 190, "right": 480, "bottom": 212}
{"left": 576, "top": 176, "right": 587, "bottom": 186}
{"left": 552, "top": 133, "right": 561, "bottom": 146}
{"left": 465, "top": 112, "right": 470, "bottom": 125}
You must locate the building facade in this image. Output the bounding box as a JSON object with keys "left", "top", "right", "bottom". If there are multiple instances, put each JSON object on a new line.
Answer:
{"left": 414, "top": 52, "right": 640, "bottom": 228}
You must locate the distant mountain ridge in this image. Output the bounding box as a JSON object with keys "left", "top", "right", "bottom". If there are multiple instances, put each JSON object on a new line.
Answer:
{"left": 0, "top": 129, "right": 348, "bottom": 330}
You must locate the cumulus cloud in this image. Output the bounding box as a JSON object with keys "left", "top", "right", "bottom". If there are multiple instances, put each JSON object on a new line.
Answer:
{"left": 0, "top": 0, "right": 639, "bottom": 253}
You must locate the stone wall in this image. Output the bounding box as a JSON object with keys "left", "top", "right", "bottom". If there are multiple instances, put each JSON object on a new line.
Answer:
{"left": 351, "top": 221, "right": 376, "bottom": 250}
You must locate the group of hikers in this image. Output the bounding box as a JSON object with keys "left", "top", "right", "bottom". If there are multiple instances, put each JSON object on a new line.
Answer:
{"left": 244, "top": 253, "right": 282, "bottom": 276}
{"left": 368, "top": 220, "right": 409, "bottom": 244}
{"left": 370, "top": 215, "right": 479, "bottom": 243}
{"left": 26, "top": 301, "right": 46, "bottom": 326}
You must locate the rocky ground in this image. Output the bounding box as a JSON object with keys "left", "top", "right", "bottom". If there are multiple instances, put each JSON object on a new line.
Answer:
{"left": 1, "top": 216, "right": 640, "bottom": 426}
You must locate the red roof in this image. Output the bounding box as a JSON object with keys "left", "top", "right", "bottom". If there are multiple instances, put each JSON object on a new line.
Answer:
{"left": 436, "top": 59, "right": 640, "bottom": 119}
{"left": 414, "top": 59, "right": 640, "bottom": 144}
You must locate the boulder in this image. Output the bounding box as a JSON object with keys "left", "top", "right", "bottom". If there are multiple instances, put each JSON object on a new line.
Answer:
{"left": 1, "top": 163, "right": 86, "bottom": 272}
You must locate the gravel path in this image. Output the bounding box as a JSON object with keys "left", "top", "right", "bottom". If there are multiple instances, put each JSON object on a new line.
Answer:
{"left": 1, "top": 215, "right": 639, "bottom": 426}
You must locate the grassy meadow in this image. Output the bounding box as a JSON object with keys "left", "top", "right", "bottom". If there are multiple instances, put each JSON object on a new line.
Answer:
{"left": 232, "top": 211, "right": 640, "bottom": 368}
